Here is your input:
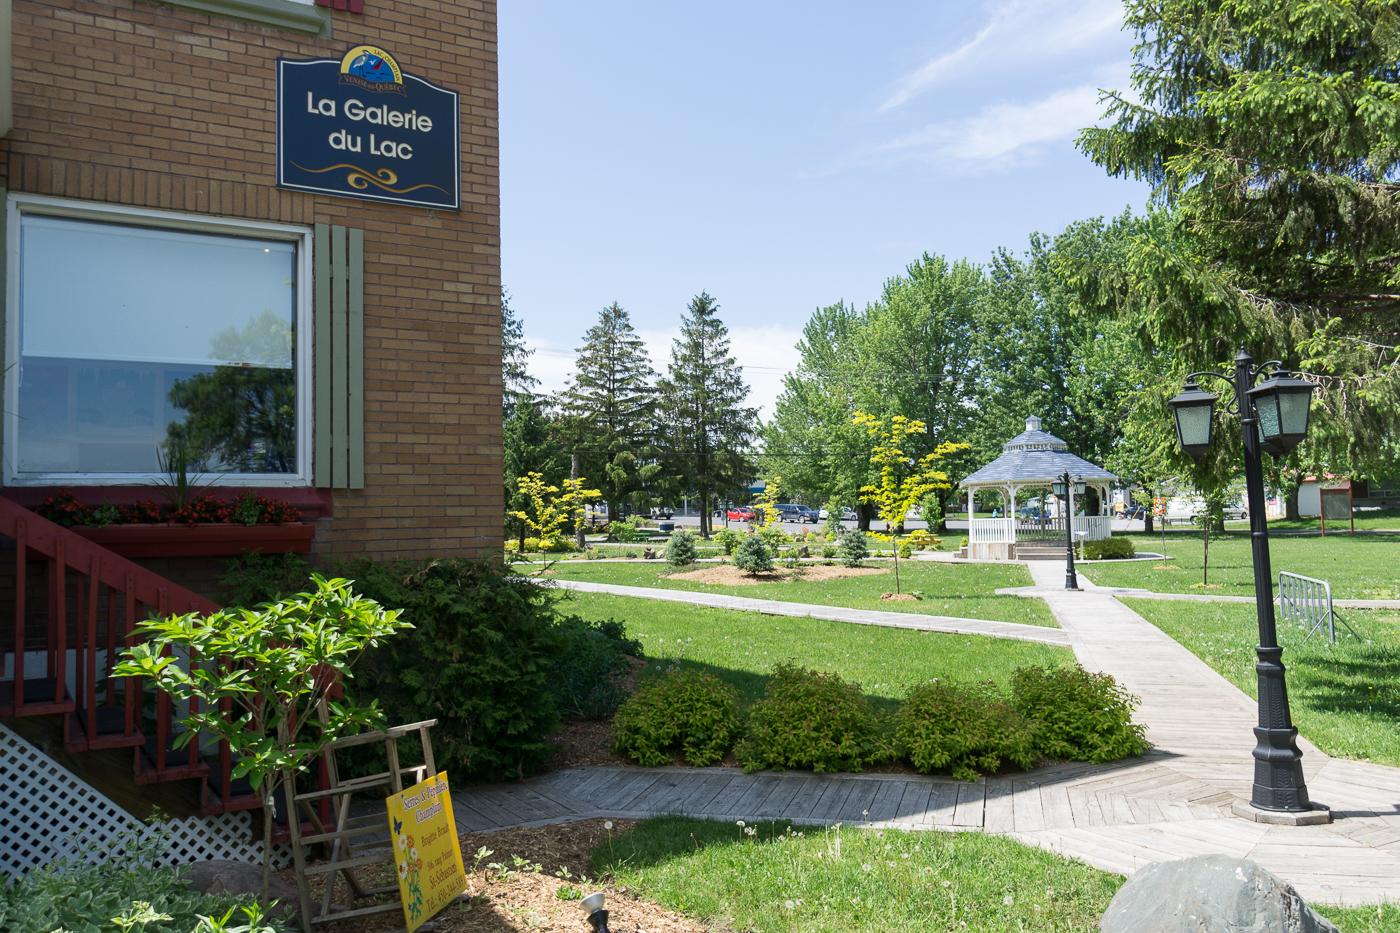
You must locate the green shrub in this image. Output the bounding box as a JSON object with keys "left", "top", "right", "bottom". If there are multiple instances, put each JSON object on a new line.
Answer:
{"left": 665, "top": 529, "right": 698, "bottom": 566}
{"left": 757, "top": 524, "right": 791, "bottom": 551}
{"left": 736, "top": 664, "right": 894, "bottom": 774}
{"left": 550, "top": 615, "right": 642, "bottom": 721}
{"left": 820, "top": 544, "right": 838, "bottom": 558}
{"left": 610, "top": 521, "right": 639, "bottom": 543}
{"left": 837, "top": 529, "right": 869, "bottom": 567}
{"left": 0, "top": 823, "right": 274, "bottom": 933}
{"left": 714, "top": 528, "right": 744, "bottom": 554}
{"left": 218, "top": 551, "right": 312, "bottom": 608}
{"left": 341, "top": 558, "right": 563, "bottom": 782}
{"left": 612, "top": 670, "right": 741, "bottom": 766}
{"left": 1082, "top": 537, "right": 1135, "bottom": 560}
{"left": 732, "top": 535, "right": 773, "bottom": 574}
{"left": 1011, "top": 665, "right": 1147, "bottom": 763}
{"left": 897, "top": 538, "right": 913, "bottom": 559}
{"left": 897, "top": 680, "right": 1038, "bottom": 781}
{"left": 960, "top": 536, "right": 969, "bottom": 547}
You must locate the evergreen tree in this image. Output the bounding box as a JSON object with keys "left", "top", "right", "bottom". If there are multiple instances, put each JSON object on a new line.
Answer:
{"left": 503, "top": 398, "right": 565, "bottom": 549}
{"left": 656, "top": 292, "right": 757, "bottom": 537}
{"left": 1073, "top": 0, "right": 1400, "bottom": 479}
{"left": 562, "top": 302, "right": 660, "bottom": 524}
{"left": 502, "top": 290, "right": 539, "bottom": 414}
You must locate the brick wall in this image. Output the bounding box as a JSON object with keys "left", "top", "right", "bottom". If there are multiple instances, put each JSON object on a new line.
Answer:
{"left": 2, "top": 0, "right": 503, "bottom": 564}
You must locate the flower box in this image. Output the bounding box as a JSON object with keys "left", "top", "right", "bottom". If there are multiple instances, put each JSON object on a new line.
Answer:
{"left": 70, "top": 522, "right": 316, "bottom": 558}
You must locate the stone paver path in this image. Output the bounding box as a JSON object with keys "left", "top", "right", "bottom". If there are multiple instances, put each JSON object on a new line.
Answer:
{"left": 451, "top": 562, "right": 1400, "bottom": 906}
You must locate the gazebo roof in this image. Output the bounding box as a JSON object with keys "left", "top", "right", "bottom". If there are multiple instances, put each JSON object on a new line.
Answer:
{"left": 960, "top": 416, "right": 1118, "bottom": 488}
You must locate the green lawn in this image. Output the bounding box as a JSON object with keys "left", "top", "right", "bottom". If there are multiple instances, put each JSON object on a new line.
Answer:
{"left": 1267, "top": 507, "right": 1400, "bottom": 533}
{"left": 1125, "top": 599, "right": 1400, "bottom": 766}
{"left": 550, "top": 560, "right": 1059, "bottom": 628}
{"left": 588, "top": 816, "right": 1400, "bottom": 933}
{"left": 560, "top": 591, "right": 1072, "bottom": 705}
{"left": 1078, "top": 531, "right": 1400, "bottom": 599}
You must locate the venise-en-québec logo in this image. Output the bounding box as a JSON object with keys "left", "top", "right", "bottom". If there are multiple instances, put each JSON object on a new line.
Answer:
{"left": 339, "top": 45, "right": 405, "bottom": 95}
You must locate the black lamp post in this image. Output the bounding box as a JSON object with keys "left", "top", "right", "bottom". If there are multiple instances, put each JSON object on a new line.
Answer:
{"left": 1166, "top": 348, "right": 1324, "bottom": 821}
{"left": 1051, "top": 472, "right": 1085, "bottom": 590}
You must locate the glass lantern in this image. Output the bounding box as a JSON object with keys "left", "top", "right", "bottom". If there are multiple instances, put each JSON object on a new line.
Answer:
{"left": 1248, "top": 374, "right": 1314, "bottom": 455}
{"left": 1167, "top": 378, "right": 1218, "bottom": 461}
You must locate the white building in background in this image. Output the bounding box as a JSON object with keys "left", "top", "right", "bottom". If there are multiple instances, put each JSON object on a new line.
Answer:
{"left": 1296, "top": 477, "right": 1400, "bottom": 517}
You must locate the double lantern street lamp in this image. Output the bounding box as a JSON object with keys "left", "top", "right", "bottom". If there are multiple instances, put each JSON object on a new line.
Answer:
{"left": 1051, "top": 473, "right": 1085, "bottom": 591}
{"left": 1166, "top": 347, "right": 1326, "bottom": 822}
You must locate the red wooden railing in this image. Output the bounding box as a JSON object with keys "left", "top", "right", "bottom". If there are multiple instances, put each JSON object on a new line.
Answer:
{"left": 0, "top": 498, "right": 330, "bottom": 824}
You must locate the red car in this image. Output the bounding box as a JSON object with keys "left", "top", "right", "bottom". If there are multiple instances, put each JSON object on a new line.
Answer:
{"left": 726, "top": 506, "right": 756, "bottom": 521}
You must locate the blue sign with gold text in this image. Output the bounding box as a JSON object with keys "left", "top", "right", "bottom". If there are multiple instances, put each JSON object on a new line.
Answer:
{"left": 277, "top": 47, "right": 459, "bottom": 210}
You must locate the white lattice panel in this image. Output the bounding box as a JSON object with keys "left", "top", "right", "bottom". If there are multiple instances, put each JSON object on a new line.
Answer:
{"left": 1, "top": 722, "right": 291, "bottom": 880}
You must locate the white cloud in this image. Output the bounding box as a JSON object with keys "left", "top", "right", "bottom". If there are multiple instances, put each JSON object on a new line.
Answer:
{"left": 524, "top": 323, "right": 803, "bottom": 422}
{"left": 878, "top": 82, "right": 1108, "bottom": 169}
{"left": 880, "top": 0, "right": 1125, "bottom": 112}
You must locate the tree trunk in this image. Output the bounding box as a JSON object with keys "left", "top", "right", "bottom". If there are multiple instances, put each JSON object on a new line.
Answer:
{"left": 572, "top": 453, "right": 586, "bottom": 550}
{"left": 858, "top": 503, "right": 872, "bottom": 531}
{"left": 699, "top": 488, "right": 710, "bottom": 537}
{"left": 1142, "top": 487, "right": 1154, "bottom": 535}
{"left": 1286, "top": 486, "right": 1301, "bottom": 520}
{"left": 261, "top": 775, "right": 275, "bottom": 903}
{"left": 1203, "top": 520, "right": 1210, "bottom": 586}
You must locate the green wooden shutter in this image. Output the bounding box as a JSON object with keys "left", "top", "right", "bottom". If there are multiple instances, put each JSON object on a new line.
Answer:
{"left": 313, "top": 223, "right": 365, "bottom": 489}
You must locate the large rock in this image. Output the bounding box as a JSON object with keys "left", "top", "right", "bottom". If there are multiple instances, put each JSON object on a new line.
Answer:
{"left": 180, "top": 860, "right": 299, "bottom": 917}
{"left": 1100, "top": 855, "right": 1339, "bottom": 933}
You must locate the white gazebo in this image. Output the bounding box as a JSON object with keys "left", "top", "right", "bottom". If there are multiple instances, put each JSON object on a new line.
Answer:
{"left": 960, "top": 415, "right": 1118, "bottom": 560}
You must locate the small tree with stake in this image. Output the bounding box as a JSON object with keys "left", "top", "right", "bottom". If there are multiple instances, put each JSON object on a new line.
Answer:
{"left": 114, "top": 576, "right": 410, "bottom": 902}
{"left": 852, "top": 411, "right": 967, "bottom": 594}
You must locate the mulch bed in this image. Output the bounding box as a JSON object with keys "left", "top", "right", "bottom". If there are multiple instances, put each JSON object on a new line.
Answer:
{"left": 279, "top": 819, "right": 703, "bottom": 933}
{"left": 664, "top": 563, "right": 888, "bottom": 586}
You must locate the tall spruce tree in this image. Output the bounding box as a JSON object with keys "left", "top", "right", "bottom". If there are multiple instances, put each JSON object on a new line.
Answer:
{"left": 656, "top": 292, "right": 757, "bottom": 537}
{"left": 562, "top": 302, "right": 660, "bottom": 523}
{"left": 502, "top": 290, "right": 539, "bottom": 414}
{"left": 1073, "top": 0, "right": 1400, "bottom": 479}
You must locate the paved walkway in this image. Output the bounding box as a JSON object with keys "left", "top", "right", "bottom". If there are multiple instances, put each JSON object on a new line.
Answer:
{"left": 550, "top": 578, "right": 1072, "bottom": 646}
{"left": 453, "top": 563, "right": 1400, "bottom": 906}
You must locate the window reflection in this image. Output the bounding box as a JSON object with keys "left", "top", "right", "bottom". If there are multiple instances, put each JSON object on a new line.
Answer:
{"left": 17, "top": 215, "right": 298, "bottom": 476}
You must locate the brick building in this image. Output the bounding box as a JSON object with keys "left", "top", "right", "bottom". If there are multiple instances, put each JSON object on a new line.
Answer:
{"left": 0, "top": 0, "right": 503, "bottom": 591}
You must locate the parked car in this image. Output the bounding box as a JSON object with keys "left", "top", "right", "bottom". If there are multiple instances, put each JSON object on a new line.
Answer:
{"left": 776, "top": 503, "right": 819, "bottom": 523}
{"left": 650, "top": 506, "right": 674, "bottom": 520}
{"left": 726, "top": 506, "right": 756, "bottom": 521}
{"left": 1017, "top": 506, "right": 1051, "bottom": 519}
{"left": 818, "top": 507, "right": 857, "bottom": 521}
{"left": 1116, "top": 504, "right": 1148, "bottom": 521}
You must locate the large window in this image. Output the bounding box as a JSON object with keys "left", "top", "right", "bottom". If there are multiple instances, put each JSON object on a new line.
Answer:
{"left": 5, "top": 198, "right": 312, "bottom": 485}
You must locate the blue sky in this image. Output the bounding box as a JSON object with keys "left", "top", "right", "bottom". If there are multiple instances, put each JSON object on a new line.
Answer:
{"left": 500, "top": 1, "right": 1153, "bottom": 416}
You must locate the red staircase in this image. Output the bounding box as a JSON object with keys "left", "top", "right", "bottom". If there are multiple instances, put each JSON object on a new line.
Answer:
{"left": 0, "top": 498, "right": 329, "bottom": 832}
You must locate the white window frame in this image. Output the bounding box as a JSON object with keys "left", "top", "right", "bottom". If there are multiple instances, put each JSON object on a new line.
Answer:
{"left": 4, "top": 194, "right": 314, "bottom": 488}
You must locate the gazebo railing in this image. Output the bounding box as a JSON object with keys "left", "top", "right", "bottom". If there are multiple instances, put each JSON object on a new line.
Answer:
{"left": 968, "top": 518, "right": 1015, "bottom": 544}
{"left": 969, "top": 516, "right": 1113, "bottom": 545}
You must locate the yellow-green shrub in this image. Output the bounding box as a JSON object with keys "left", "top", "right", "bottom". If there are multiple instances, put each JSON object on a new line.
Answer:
{"left": 612, "top": 670, "right": 741, "bottom": 767}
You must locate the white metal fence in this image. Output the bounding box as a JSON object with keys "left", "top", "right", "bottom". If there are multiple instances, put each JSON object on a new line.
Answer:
{"left": 1277, "top": 571, "right": 1359, "bottom": 644}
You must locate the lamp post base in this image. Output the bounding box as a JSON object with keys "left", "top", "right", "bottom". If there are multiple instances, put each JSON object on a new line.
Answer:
{"left": 1230, "top": 799, "right": 1331, "bottom": 825}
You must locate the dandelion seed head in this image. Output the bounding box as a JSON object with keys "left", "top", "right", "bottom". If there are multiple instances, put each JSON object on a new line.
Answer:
{"left": 604, "top": 821, "right": 612, "bottom": 830}
{"left": 1004, "top": 895, "right": 1014, "bottom": 906}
